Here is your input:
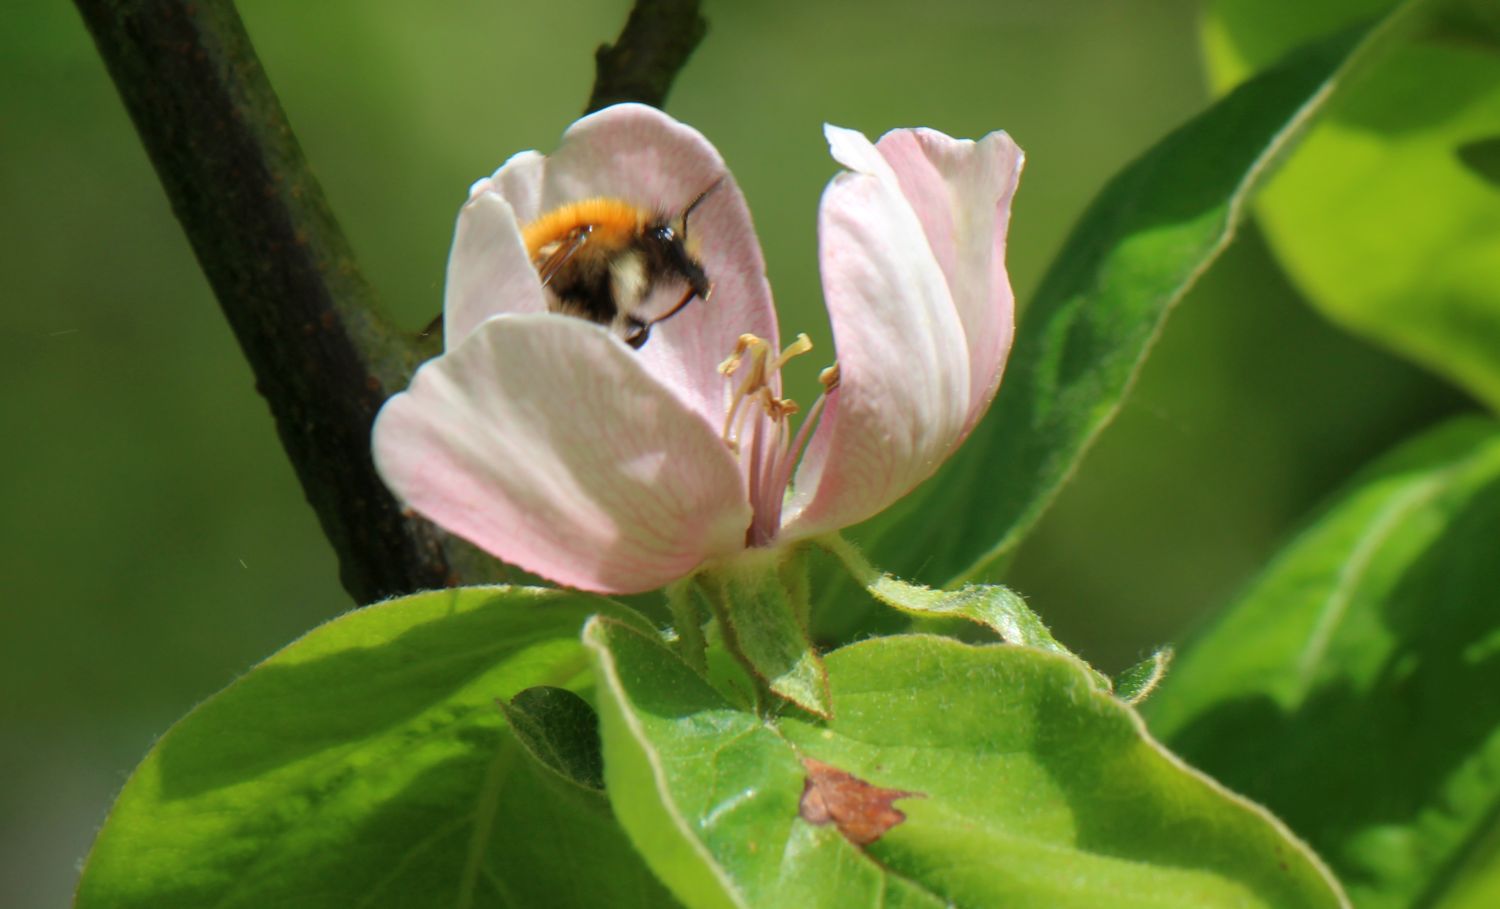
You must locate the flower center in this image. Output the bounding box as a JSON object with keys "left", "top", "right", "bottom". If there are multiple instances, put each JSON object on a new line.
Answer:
{"left": 717, "top": 334, "right": 839, "bottom": 547}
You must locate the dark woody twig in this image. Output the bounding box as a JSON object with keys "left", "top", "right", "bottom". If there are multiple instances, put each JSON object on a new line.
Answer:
{"left": 587, "top": 0, "right": 707, "bottom": 113}
{"left": 76, "top": 0, "right": 708, "bottom": 603}
{"left": 74, "top": 0, "right": 474, "bottom": 603}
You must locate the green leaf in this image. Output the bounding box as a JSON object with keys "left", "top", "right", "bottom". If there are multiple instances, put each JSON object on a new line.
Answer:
{"left": 1145, "top": 417, "right": 1500, "bottom": 909}
{"left": 817, "top": 535, "right": 1111, "bottom": 689}
{"left": 501, "top": 686, "right": 604, "bottom": 790}
{"left": 1205, "top": 0, "right": 1500, "bottom": 411}
{"left": 836, "top": 2, "right": 1428, "bottom": 592}
{"left": 818, "top": 535, "right": 1049, "bottom": 647}
{"left": 586, "top": 617, "right": 1349, "bottom": 909}
{"left": 1114, "top": 647, "right": 1175, "bottom": 705}
{"left": 75, "top": 586, "right": 679, "bottom": 909}
{"left": 1458, "top": 135, "right": 1500, "bottom": 189}
{"left": 1441, "top": 823, "right": 1500, "bottom": 909}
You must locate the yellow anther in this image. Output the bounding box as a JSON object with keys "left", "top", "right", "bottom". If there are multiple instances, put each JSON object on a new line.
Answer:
{"left": 819, "top": 363, "right": 841, "bottom": 392}
{"left": 718, "top": 334, "right": 765, "bottom": 376}
{"left": 769, "top": 397, "right": 800, "bottom": 420}
{"left": 774, "top": 334, "right": 814, "bottom": 373}
{"left": 718, "top": 333, "right": 820, "bottom": 450}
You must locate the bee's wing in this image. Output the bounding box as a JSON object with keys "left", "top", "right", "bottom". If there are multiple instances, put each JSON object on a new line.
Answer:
{"left": 534, "top": 229, "right": 590, "bottom": 289}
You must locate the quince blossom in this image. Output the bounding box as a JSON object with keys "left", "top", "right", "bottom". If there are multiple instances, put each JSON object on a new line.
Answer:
{"left": 373, "top": 104, "right": 1022, "bottom": 594}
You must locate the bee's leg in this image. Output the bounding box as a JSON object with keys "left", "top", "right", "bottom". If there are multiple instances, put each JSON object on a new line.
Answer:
{"left": 623, "top": 316, "right": 651, "bottom": 349}
{"left": 650, "top": 284, "right": 709, "bottom": 332}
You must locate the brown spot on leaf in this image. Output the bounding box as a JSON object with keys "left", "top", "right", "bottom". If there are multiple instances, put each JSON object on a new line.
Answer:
{"left": 798, "top": 757, "right": 922, "bottom": 846}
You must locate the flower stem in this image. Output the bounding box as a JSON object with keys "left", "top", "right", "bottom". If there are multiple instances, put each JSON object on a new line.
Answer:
{"left": 664, "top": 578, "right": 710, "bottom": 674}
{"left": 697, "top": 554, "right": 832, "bottom": 719}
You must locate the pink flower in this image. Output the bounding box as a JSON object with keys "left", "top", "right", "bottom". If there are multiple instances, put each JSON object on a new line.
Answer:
{"left": 373, "top": 104, "right": 1022, "bottom": 594}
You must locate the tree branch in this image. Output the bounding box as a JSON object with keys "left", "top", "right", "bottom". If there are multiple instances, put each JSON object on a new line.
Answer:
{"left": 587, "top": 0, "right": 707, "bottom": 113}
{"left": 74, "top": 0, "right": 496, "bottom": 603}
{"left": 77, "top": 0, "right": 707, "bottom": 604}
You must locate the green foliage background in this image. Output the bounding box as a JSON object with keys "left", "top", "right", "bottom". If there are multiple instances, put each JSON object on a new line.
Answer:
{"left": 0, "top": 0, "right": 1468, "bottom": 905}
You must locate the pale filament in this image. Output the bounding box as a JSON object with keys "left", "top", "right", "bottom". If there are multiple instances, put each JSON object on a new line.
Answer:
{"left": 717, "top": 333, "right": 833, "bottom": 546}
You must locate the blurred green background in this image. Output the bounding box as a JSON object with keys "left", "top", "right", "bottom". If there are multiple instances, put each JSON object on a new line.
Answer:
{"left": 1, "top": 1, "right": 1471, "bottom": 905}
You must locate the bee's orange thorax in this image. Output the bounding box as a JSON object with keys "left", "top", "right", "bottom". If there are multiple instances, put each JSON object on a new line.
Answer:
{"left": 521, "top": 198, "right": 649, "bottom": 260}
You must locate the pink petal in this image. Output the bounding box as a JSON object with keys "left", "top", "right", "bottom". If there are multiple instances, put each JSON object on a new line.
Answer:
{"left": 489, "top": 149, "right": 547, "bottom": 225}
{"left": 875, "top": 128, "right": 1022, "bottom": 433}
{"left": 781, "top": 125, "right": 1022, "bottom": 539}
{"left": 373, "top": 314, "right": 752, "bottom": 594}
{"left": 506, "top": 104, "right": 780, "bottom": 427}
{"left": 443, "top": 189, "right": 547, "bottom": 349}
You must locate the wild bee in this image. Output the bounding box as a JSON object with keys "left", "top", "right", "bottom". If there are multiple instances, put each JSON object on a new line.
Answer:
{"left": 521, "top": 180, "right": 721, "bottom": 348}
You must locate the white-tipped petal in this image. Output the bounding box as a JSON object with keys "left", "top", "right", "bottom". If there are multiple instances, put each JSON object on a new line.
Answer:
{"left": 443, "top": 191, "right": 546, "bottom": 349}
{"left": 489, "top": 149, "right": 547, "bottom": 225}
{"left": 875, "top": 127, "right": 1022, "bottom": 430}
{"left": 374, "top": 314, "right": 751, "bottom": 594}
{"left": 782, "top": 125, "right": 1021, "bottom": 539}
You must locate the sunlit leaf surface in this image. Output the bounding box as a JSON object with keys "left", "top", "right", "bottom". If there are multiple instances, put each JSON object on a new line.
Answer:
{"left": 1147, "top": 417, "right": 1500, "bottom": 909}
{"left": 1204, "top": 0, "right": 1500, "bottom": 410}
{"left": 835, "top": 1, "right": 1432, "bottom": 597}
{"left": 75, "top": 587, "right": 678, "bottom": 909}
{"left": 589, "top": 618, "right": 1349, "bottom": 909}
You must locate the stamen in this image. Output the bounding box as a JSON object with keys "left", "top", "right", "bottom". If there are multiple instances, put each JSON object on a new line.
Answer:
{"left": 719, "top": 335, "right": 771, "bottom": 444}
{"left": 819, "top": 363, "right": 841, "bottom": 392}
{"left": 716, "top": 333, "right": 757, "bottom": 376}
{"left": 771, "top": 385, "right": 831, "bottom": 518}
{"left": 712, "top": 331, "right": 832, "bottom": 546}
{"left": 745, "top": 405, "right": 765, "bottom": 543}
{"left": 731, "top": 386, "right": 763, "bottom": 450}
{"left": 775, "top": 334, "right": 814, "bottom": 373}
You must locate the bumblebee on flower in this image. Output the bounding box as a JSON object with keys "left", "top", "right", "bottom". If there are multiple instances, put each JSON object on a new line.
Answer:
{"left": 373, "top": 103, "right": 1023, "bottom": 597}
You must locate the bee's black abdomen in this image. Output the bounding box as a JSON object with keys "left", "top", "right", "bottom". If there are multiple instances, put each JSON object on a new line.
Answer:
{"left": 532, "top": 214, "right": 712, "bottom": 347}
{"left": 545, "top": 253, "right": 620, "bottom": 326}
